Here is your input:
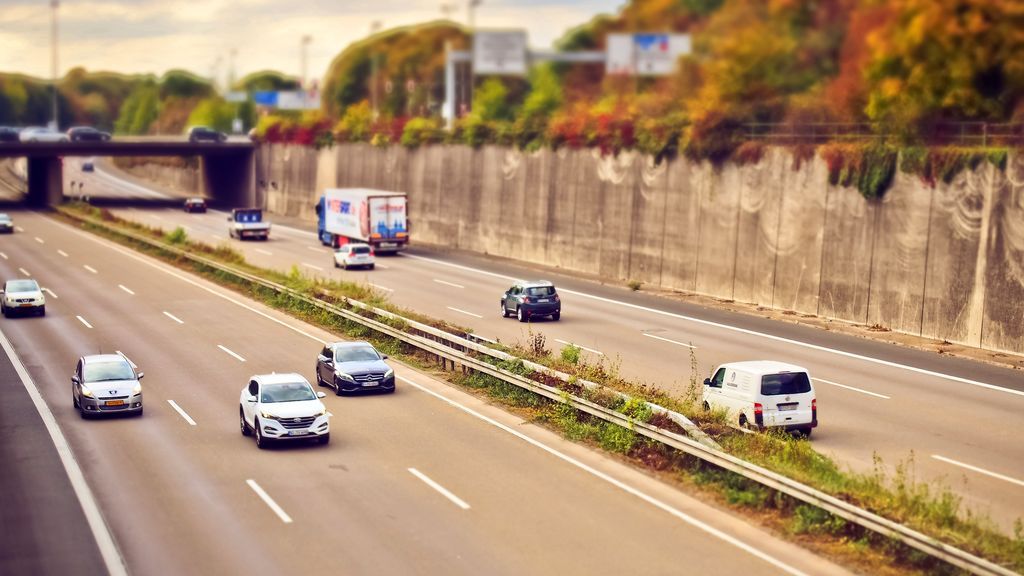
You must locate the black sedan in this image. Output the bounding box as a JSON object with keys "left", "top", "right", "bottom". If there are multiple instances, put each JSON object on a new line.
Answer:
{"left": 67, "top": 127, "right": 111, "bottom": 142}
{"left": 315, "top": 341, "right": 395, "bottom": 395}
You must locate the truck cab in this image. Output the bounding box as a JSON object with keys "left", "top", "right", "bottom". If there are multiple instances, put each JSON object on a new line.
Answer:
{"left": 227, "top": 208, "right": 270, "bottom": 241}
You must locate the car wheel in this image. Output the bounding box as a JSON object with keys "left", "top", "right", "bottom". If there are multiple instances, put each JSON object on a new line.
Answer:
{"left": 517, "top": 307, "right": 527, "bottom": 323}
{"left": 334, "top": 379, "right": 344, "bottom": 396}
{"left": 1, "top": 304, "right": 6, "bottom": 317}
{"left": 255, "top": 418, "right": 269, "bottom": 449}
{"left": 738, "top": 414, "right": 749, "bottom": 429}
{"left": 342, "top": 262, "right": 348, "bottom": 270}
{"left": 38, "top": 306, "right": 45, "bottom": 317}
{"left": 501, "top": 302, "right": 510, "bottom": 318}
{"left": 73, "top": 391, "right": 79, "bottom": 408}
{"left": 240, "top": 407, "right": 251, "bottom": 436}
{"left": 551, "top": 311, "right": 560, "bottom": 321}
{"left": 315, "top": 371, "right": 324, "bottom": 387}
{"left": 368, "top": 264, "right": 375, "bottom": 270}
{"left": 799, "top": 427, "right": 813, "bottom": 438}
{"left": 333, "top": 261, "right": 340, "bottom": 268}
{"left": 318, "top": 433, "right": 330, "bottom": 445}
{"left": 80, "top": 406, "right": 91, "bottom": 420}
{"left": 136, "top": 406, "right": 144, "bottom": 417}
{"left": 702, "top": 401, "right": 710, "bottom": 412}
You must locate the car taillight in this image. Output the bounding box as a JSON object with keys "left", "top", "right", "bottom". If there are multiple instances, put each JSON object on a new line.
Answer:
{"left": 811, "top": 398, "right": 818, "bottom": 427}
{"left": 369, "top": 249, "right": 375, "bottom": 256}
{"left": 754, "top": 403, "right": 764, "bottom": 427}
{"left": 522, "top": 296, "right": 531, "bottom": 303}
{"left": 554, "top": 294, "right": 560, "bottom": 302}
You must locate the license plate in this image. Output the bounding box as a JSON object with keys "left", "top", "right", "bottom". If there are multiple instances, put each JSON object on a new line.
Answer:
{"left": 288, "top": 430, "right": 307, "bottom": 436}
{"left": 104, "top": 400, "right": 125, "bottom": 406}
{"left": 19, "top": 304, "right": 32, "bottom": 307}
{"left": 777, "top": 403, "right": 798, "bottom": 412}
{"left": 380, "top": 242, "right": 397, "bottom": 248}
{"left": 538, "top": 298, "right": 549, "bottom": 303}
{"left": 362, "top": 381, "right": 378, "bottom": 387}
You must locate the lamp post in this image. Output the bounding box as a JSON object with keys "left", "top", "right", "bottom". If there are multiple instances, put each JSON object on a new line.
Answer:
{"left": 464, "top": 0, "right": 482, "bottom": 115}
{"left": 50, "top": 0, "right": 59, "bottom": 130}
{"left": 369, "top": 21, "right": 382, "bottom": 120}
{"left": 300, "top": 35, "right": 312, "bottom": 89}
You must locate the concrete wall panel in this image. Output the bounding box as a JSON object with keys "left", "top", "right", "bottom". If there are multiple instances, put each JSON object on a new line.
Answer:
{"left": 660, "top": 158, "right": 701, "bottom": 292}
{"left": 772, "top": 151, "right": 827, "bottom": 312}
{"left": 982, "top": 156, "right": 1024, "bottom": 353}
{"left": 695, "top": 163, "right": 742, "bottom": 298}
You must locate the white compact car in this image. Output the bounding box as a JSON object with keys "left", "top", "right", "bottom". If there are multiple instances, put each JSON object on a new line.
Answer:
{"left": 19, "top": 127, "right": 69, "bottom": 143}
{"left": 333, "top": 243, "right": 375, "bottom": 270}
{"left": 703, "top": 361, "right": 817, "bottom": 436}
{"left": 240, "top": 373, "right": 330, "bottom": 448}
{"left": 1, "top": 278, "right": 46, "bottom": 317}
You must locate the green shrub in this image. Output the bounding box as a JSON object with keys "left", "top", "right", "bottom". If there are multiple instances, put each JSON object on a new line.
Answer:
{"left": 560, "top": 343, "right": 581, "bottom": 365}
{"left": 164, "top": 226, "right": 188, "bottom": 245}
{"left": 400, "top": 117, "right": 443, "bottom": 148}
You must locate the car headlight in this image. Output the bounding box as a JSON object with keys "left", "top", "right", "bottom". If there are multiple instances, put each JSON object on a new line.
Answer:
{"left": 384, "top": 368, "right": 394, "bottom": 380}
{"left": 260, "top": 410, "right": 278, "bottom": 420}
{"left": 335, "top": 372, "right": 355, "bottom": 382}
{"left": 132, "top": 383, "right": 142, "bottom": 395}
{"left": 81, "top": 386, "right": 94, "bottom": 398}
{"left": 314, "top": 408, "right": 327, "bottom": 417}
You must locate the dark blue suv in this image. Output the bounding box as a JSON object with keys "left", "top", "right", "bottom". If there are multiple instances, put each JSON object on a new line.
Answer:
{"left": 501, "top": 281, "right": 561, "bottom": 322}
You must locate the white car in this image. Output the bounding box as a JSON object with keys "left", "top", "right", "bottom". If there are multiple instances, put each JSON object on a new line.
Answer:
{"left": 333, "top": 243, "right": 375, "bottom": 270}
{"left": 1, "top": 278, "right": 46, "bottom": 317}
{"left": 240, "top": 373, "right": 329, "bottom": 448}
{"left": 703, "top": 361, "right": 817, "bottom": 436}
{"left": 19, "top": 127, "right": 69, "bottom": 143}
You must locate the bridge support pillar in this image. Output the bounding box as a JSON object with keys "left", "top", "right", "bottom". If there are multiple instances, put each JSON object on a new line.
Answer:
{"left": 26, "top": 157, "right": 63, "bottom": 208}
{"left": 201, "top": 152, "right": 256, "bottom": 208}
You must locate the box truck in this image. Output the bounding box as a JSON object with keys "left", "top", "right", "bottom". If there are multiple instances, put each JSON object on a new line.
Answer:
{"left": 316, "top": 188, "right": 408, "bottom": 253}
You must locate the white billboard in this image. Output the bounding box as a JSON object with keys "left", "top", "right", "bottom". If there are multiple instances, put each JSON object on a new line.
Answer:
{"left": 606, "top": 33, "right": 691, "bottom": 76}
{"left": 473, "top": 30, "right": 528, "bottom": 76}
{"left": 276, "top": 90, "right": 320, "bottom": 110}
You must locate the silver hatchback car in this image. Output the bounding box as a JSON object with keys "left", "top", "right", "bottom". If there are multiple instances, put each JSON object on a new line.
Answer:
{"left": 72, "top": 354, "right": 144, "bottom": 418}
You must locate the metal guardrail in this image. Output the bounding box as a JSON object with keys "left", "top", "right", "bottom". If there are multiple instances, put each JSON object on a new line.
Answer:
{"left": 66, "top": 210, "right": 1018, "bottom": 576}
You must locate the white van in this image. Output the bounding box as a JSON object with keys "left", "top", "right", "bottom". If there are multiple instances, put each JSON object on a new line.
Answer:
{"left": 703, "top": 361, "right": 817, "bottom": 436}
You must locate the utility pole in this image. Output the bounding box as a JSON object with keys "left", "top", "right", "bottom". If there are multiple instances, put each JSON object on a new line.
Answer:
{"left": 300, "top": 35, "right": 312, "bottom": 89}
{"left": 369, "top": 21, "right": 382, "bottom": 120}
{"left": 50, "top": 0, "right": 59, "bottom": 130}
{"left": 464, "top": 0, "right": 482, "bottom": 116}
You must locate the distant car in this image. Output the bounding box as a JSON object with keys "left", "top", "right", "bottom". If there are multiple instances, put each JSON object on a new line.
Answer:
{"left": 333, "top": 243, "right": 375, "bottom": 270}
{"left": 81, "top": 161, "right": 95, "bottom": 172}
{"left": 187, "top": 126, "right": 227, "bottom": 143}
{"left": 67, "top": 126, "right": 111, "bottom": 142}
{"left": 184, "top": 198, "right": 207, "bottom": 213}
{"left": 227, "top": 208, "right": 270, "bottom": 240}
{"left": 0, "top": 127, "right": 19, "bottom": 142}
{"left": 240, "top": 373, "right": 329, "bottom": 448}
{"left": 315, "top": 341, "right": 395, "bottom": 395}
{"left": 1, "top": 278, "right": 46, "bottom": 317}
{"left": 72, "top": 353, "right": 144, "bottom": 419}
{"left": 19, "top": 127, "right": 68, "bottom": 143}
{"left": 0, "top": 213, "right": 13, "bottom": 233}
{"left": 501, "top": 280, "right": 561, "bottom": 322}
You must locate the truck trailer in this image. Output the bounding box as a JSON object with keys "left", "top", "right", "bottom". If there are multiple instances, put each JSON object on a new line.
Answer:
{"left": 316, "top": 188, "right": 408, "bottom": 253}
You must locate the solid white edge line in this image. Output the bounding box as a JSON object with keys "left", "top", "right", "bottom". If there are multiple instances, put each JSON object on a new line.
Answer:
{"left": 83, "top": 265, "right": 98, "bottom": 274}
{"left": 306, "top": 246, "right": 322, "bottom": 252}
{"left": 553, "top": 338, "right": 604, "bottom": 356}
{"left": 369, "top": 283, "right": 394, "bottom": 292}
{"left": 34, "top": 236, "right": 44, "bottom": 244}
{"left": 118, "top": 284, "right": 135, "bottom": 295}
{"left": 42, "top": 287, "right": 58, "bottom": 299}
{"left": 301, "top": 262, "right": 324, "bottom": 271}
{"left": 642, "top": 333, "right": 697, "bottom": 349}
{"left": 433, "top": 278, "right": 465, "bottom": 289}
{"left": 57, "top": 249, "right": 69, "bottom": 257}
{"left": 408, "top": 468, "right": 471, "bottom": 510}
{"left": 932, "top": 455, "right": 1024, "bottom": 488}
{"left": 167, "top": 400, "right": 197, "bottom": 426}
{"left": 217, "top": 344, "right": 246, "bottom": 362}
{"left": 402, "top": 253, "right": 1024, "bottom": 398}
{"left": 162, "top": 311, "right": 184, "bottom": 325}
{"left": 447, "top": 306, "right": 483, "bottom": 319}
{"left": 812, "top": 377, "right": 890, "bottom": 400}
{"left": 0, "top": 326, "right": 128, "bottom": 576}
{"left": 18, "top": 267, "right": 30, "bottom": 276}
{"left": 246, "top": 479, "right": 293, "bottom": 524}
{"left": 76, "top": 315, "right": 93, "bottom": 329}
{"left": 397, "top": 375, "right": 807, "bottom": 576}
{"left": 254, "top": 249, "right": 273, "bottom": 256}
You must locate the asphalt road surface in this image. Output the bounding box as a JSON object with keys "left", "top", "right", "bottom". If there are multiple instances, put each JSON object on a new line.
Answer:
{"left": 0, "top": 209, "right": 853, "bottom": 575}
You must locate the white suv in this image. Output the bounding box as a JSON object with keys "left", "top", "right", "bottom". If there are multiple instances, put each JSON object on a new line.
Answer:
{"left": 1, "top": 279, "right": 46, "bottom": 317}
{"left": 333, "top": 243, "right": 375, "bottom": 270}
{"left": 240, "top": 373, "right": 329, "bottom": 448}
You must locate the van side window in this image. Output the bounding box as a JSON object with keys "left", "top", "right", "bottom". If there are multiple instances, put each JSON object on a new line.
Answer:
{"left": 710, "top": 368, "right": 725, "bottom": 388}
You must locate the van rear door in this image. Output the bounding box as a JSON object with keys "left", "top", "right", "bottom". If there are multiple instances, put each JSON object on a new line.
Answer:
{"left": 759, "top": 372, "right": 814, "bottom": 427}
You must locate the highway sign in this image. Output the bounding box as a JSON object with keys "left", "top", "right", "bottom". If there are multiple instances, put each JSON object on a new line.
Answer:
{"left": 473, "top": 30, "right": 528, "bottom": 76}
{"left": 606, "top": 33, "right": 691, "bottom": 76}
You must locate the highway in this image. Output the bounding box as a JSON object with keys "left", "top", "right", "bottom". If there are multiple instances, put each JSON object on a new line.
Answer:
{"left": 0, "top": 209, "right": 851, "bottom": 574}
{"left": 65, "top": 158, "right": 1024, "bottom": 532}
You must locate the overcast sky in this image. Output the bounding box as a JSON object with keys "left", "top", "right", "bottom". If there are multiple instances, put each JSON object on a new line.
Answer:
{"left": 0, "top": 0, "right": 624, "bottom": 84}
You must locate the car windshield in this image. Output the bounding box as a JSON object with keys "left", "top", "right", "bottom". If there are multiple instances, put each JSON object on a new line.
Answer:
{"left": 261, "top": 382, "right": 316, "bottom": 403}
{"left": 760, "top": 372, "right": 812, "bottom": 396}
{"left": 351, "top": 246, "right": 371, "bottom": 255}
{"left": 0, "top": 214, "right": 10, "bottom": 222}
{"left": 83, "top": 361, "right": 135, "bottom": 383}
{"left": 6, "top": 280, "right": 38, "bottom": 292}
{"left": 335, "top": 345, "right": 380, "bottom": 363}
{"left": 526, "top": 286, "right": 555, "bottom": 297}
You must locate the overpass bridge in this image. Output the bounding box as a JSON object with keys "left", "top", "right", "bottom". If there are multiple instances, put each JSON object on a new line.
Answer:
{"left": 0, "top": 138, "right": 257, "bottom": 208}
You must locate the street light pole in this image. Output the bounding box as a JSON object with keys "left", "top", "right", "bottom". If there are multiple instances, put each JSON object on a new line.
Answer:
{"left": 300, "top": 35, "right": 312, "bottom": 89}
{"left": 464, "top": 0, "right": 481, "bottom": 116}
{"left": 50, "top": 0, "right": 59, "bottom": 130}
{"left": 369, "top": 21, "right": 382, "bottom": 120}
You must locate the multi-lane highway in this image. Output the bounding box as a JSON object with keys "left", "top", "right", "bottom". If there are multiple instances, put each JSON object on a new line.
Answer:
{"left": 66, "top": 160, "right": 1024, "bottom": 532}
{"left": 0, "top": 210, "right": 854, "bottom": 574}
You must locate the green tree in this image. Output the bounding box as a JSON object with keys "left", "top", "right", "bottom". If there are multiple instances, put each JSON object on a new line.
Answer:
{"left": 186, "top": 97, "right": 235, "bottom": 132}
{"left": 472, "top": 78, "right": 512, "bottom": 122}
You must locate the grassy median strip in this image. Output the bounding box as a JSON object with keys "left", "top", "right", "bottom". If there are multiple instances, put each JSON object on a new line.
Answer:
{"left": 55, "top": 203, "right": 1024, "bottom": 575}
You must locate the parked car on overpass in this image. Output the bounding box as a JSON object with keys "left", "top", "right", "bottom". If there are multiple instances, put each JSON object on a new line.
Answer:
{"left": 187, "top": 126, "right": 227, "bottom": 143}
{"left": 0, "top": 126, "right": 20, "bottom": 142}
{"left": 19, "top": 126, "right": 68, "bottom": 143}
{"left": 67, "top": 126, "right": 111, "bottom": 142}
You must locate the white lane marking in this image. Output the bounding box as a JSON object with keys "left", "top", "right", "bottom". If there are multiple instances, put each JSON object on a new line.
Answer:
{"left": 254, "top": 248, "right": 273, "bottom": 256}
{"left": 167, "top": 400, "right": 197, "bottom": 426}
{"left": 398, "top": 376, "right": 807, "bottom": 576}
{"left": 83, "top": 265, "right": 98, "bottom": 274}
{"left": 245, "top": 480, "right": 293, "bottom": 524}
{"left": 403, "top": 254, "right": 1023, "bottom": 398}
{"left": 118, "top": 284, "right": 135, "bottom": 295}
{"left": 34, "top": 236, "right": 44, "bottom": 244}
{"left": 0, "top": 251, "right": 7, "bottom": 259}
{"left": 218, "top": 344, "right": 246, "bottom": 362}
{"left": 18, "top": 267, "right": 30, "bottom": 277}
{"left": 374, "top": 263, "right": 390, "bottom": 270}
{"left": 369, "top": 283, "right": 394, "bottom": 292}
{"left": 642, "top": 333, "right": 697, "bottom": 349}
{"left": 433, "top": 278, "right": 465, "bottom": 289}
{"left": 554, "top": 339, "right": 604, "bottom": 356}
{"left": 149, "top": 215, "right": 164, "bottom": 221}
{"left": 302, "top": 262, "right": 324, "bottom": 272}
{"left": 812, "top": 377, "right": 890, "bottom": 400}
{"left": 306, "top": 246, "right": 322, "bottom": 252}
{"left": 42, "top": 287, "right": 58, "bottom": 299}
{"left": 0, "top": 327, "right": 128, "bottom": 576}
{"left": 76, "top": 315, "right": 94, "bottom": 329}
{"left": 447, "top": 306, "right": 483, "bottom": 319}
{"left": 57, "top": 249, "right": 69, "bottom": 257}
{"left": 163, "top": 311, "right": 185, "bottom": 325}
{"left": 408, "top": 468, "right": 471, "bottom": 510}
{"left": 932, "top": 455, "right": 1024, "bottom": 488}
{"left": 14, "top": 226, "right": 24, "bottom": 232}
